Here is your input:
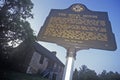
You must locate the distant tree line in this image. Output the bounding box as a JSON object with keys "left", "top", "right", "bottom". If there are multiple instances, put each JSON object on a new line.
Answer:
{"left": 72, "top": 65, "right": 120, "bottom": 80}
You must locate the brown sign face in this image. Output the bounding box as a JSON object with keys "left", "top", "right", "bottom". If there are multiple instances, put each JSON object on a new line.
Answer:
{"left": 37, "top": 3, "right": 117, "bottom": 51}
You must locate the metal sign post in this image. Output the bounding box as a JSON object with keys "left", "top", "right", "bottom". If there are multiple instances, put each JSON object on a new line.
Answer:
{"left": 62, "top": 47, "right": 76, "bottom": 80}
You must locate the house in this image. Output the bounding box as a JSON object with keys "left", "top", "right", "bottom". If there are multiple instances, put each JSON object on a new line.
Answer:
{"left": 26, "top": 42, "right": 64, "bottom": 80}
{"left": 6, "top": 41, "right": 64, "bottom": 80}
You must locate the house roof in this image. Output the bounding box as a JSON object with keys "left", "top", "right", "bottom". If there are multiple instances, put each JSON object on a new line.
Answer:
{"left": 33, "top": 42, "right": 64, "bottom": 67}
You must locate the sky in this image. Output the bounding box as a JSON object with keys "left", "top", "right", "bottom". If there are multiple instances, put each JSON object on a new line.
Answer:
{"left": 29, "top": 0, "right": 120, "bottom": 74}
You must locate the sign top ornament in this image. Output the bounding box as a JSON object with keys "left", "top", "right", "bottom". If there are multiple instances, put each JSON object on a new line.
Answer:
{"left": 72, "top": 4, "right": 85, "bottom": 12}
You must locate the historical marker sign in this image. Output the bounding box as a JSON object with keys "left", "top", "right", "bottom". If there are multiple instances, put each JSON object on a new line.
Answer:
{"left": 37, "top": 3, "right": 117, "bottom": 51}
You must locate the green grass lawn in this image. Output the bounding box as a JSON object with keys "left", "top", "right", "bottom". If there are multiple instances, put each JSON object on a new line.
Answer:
{"left": 1, "top": 71, "right": 48, "bottom": 80}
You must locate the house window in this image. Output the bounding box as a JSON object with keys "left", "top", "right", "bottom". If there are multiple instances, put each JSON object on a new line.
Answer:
{"left": 39, "top": 55, "right": 44, "bottom": 64}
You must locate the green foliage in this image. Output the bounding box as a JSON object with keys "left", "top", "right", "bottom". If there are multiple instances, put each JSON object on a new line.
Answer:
{"left": 73, "top": 68, "right": 79, "bottom": 80}
{"left": 99, "top": 71, "right": 120, "bottom": 80}
{"left": 78, "top": 65, "right": 98, "bottom": 80}
{"left": 0, "top": 0, "right": 36, "bottom": 58}
{"left": 72, "top": 65, "right": 120, "bottom": 80}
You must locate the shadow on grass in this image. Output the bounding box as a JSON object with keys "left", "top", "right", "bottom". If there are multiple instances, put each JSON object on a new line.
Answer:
{"left": 0, "top": 70, "right": 48, "bottom": 80}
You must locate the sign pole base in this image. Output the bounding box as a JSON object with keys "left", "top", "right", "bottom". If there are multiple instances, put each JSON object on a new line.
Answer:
{"left": 62, "top": 47, "right": 76, "bottom": 80}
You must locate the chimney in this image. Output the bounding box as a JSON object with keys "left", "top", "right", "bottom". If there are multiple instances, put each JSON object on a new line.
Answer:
{"left": 52, "top": 51, "right": 57, "bottom": 56}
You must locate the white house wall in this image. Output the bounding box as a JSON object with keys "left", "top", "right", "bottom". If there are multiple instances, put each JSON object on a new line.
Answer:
{"left": 26, "top": 51, "right": 48, "bottom": 74}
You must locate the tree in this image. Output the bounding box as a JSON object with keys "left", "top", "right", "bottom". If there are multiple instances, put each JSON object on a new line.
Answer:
{"left": 99, "top": 70, "right": 120, "bottom": 80}
{"left": 0, "top": 0, "right": 35, "bottom": 59}
{"left": 73, "top": 68, "right": 78, "bottom": 80}
{"left": 98, "top": 70, "right": 107, "bottom": 80}
{"left": 78, "top": 65, "right": 98, "bottom": 80}
{"left": 73, "top": 65, "right": 120, "bottom": 80}
{"left": 0, "top": 0, "right": 36, "bottom": 69}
